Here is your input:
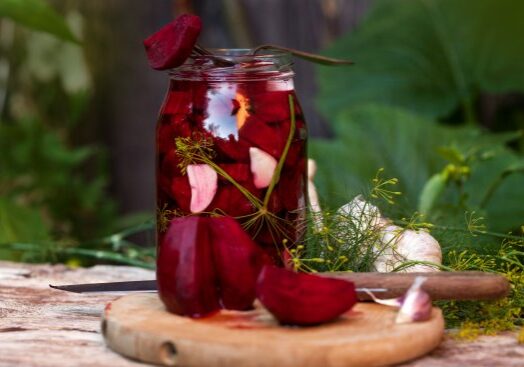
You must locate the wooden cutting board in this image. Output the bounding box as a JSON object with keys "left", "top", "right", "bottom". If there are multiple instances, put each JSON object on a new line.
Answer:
{"left": 102, "top": 294, "right": 444, "bottom": 367}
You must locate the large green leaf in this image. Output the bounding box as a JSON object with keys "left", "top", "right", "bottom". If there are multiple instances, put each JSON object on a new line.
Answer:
{"left": 317, "top": 0, "right": 524, "bottom": 122}
{"left": 0, "top": 0, "right": 78, "bottom": 43}
{"left": 310, "top": 104, "right": 524, "bottom": 232}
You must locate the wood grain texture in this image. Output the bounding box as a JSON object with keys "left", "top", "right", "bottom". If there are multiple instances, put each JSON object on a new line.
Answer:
{"left": 328, "top": 271, "right": 510, "bottom": 300}
{"left": 1, "top": 261, "right": 524, "bottom": 367}
{"left": 102, "top": 293, "right": 444, "bottom": 367}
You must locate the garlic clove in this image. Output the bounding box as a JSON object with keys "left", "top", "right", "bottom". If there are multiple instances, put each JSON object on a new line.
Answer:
{"left": 249, "top": 147, "right": 277, "bottom": 189}
{"left": 395, "top": 276, "right": 432, "bottom": 324}
{"left": 187, "top": 164, "right": 218, "bottom": 213}
{"left": 306, "top": 159, "right": 323, "bottom": 232}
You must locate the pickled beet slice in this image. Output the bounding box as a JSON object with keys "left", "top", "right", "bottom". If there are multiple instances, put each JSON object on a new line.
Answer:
{"left": 168, "top": 176, "right": 191, "bottom": 212}
{"left": 214, "top": 135, "right": 251, "bottom": 162}
{"left": 157, "top": 217, "right": 220, "bottom": 317}
{"left": 144, "top": 14, "right": 202, "bottom": 70}
{"left": 239, "top": 117, "right": 289, "bottom": 158}
{"left": 210, "top": 216, "right": 267, "bottom": 310}
{"left": 217, "top": 163, "right": 251, "bottom": 183}
{"left": 210, "top": 183, "right": 259, "bottom": 217}
{"left": 256, "top": 266, "right": 357, "bottom": 326}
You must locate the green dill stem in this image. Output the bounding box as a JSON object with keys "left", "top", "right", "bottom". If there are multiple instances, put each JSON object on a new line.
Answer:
{"left": 1, "top": 242, "right": 155, "bottom": 269}
{"left": 60, "top": 248, "right": 155, "bottom": 269}
{"left": 262, "top": 94, "right": 296, "bottom": 207}
{"left": 431, "top": 224, "right": 524, "bottom": 241}
{"left": 79, "top": 220, "right": 154, "bottom": 249}
{"left": 391, "top": 260, "right": 455, "bottom": 272}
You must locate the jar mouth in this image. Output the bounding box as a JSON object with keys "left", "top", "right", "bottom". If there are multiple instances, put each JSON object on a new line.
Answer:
{"left": 203, "top": 48, "right": 291, "bottom": 60}
{"left": 169, "top": 48, "right": 294, "bottom": 82}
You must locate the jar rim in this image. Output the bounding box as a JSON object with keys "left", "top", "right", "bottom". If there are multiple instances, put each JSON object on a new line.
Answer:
{"left": 201, "top": 48, "right": 291, "bottom": 59}
{"left": 168, "top": 48, "right": 294, "bottom": 81}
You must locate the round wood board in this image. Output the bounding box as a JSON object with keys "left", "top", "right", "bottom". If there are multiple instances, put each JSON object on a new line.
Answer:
{"left": 102, "top": 293, "right": 444, "bottom": 367}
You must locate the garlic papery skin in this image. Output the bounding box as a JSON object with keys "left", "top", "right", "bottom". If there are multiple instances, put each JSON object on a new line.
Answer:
{"left": 396, "top": 276, "right": 432, "bottom": 324}
{"left": 336, "top": 195, "right": 386, "bottom": 233}
{"left": 375, "top": 225, "right": 442, "bottom": 273}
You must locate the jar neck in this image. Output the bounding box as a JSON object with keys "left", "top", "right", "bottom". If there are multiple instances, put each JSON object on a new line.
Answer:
{"left": 169, "top": 48, "right": 294, "bottom": 82}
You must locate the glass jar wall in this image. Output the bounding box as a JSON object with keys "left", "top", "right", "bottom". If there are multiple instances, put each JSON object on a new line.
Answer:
{"left": 156, "top": 49, "right": 307, "bottom": 263}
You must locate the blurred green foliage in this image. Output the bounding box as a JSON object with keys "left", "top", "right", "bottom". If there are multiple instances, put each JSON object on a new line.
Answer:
{"left": 317, "top": 0, "right": 524, "bottom": 124}
{"left": 0, "top": 0, "right": 78, "bottom": 42}
{"left": 314, "top": 0, "right": 524, "bottom": 238}
{"left": 0, "top": 0, "right": 123, "bottom": 263}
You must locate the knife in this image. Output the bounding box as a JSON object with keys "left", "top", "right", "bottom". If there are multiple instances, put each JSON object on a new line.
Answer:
{"left": 50, "top": 271, "right": 510, "bottom": 300}
{"left": 49, "top": 280, "right": 385, "bottom": 295}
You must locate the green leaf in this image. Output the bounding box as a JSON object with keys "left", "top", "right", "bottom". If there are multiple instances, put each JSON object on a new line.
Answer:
{"left": 317, "top": 0, "right": 524, "bottom": 122}
{"left": 0, "top": 198, "right": 50, "bottom": 243}
{"left": 0, "top": 0, "right": 79, "bottom": 43}
{"left": 310, "top": 104, "right": 451, "bottom": 210}
{"left": 310, "top": 104, "right": 524, "bottom": 232}
{"left": 418, "top": 172, "right": 448, "bottom": 215}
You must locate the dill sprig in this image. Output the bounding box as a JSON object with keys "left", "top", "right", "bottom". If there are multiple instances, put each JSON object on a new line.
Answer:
{"left": 173, "top": 94, "right": 298, "bottom": 248}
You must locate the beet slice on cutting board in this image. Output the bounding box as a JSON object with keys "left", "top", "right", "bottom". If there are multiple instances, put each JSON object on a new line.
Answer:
{"left": 256, "top": 266, "right": 357, "bottom": 326}
{"left": 209, "top": 216, "right": 269, "bottom": 310}
{"left": 144, "top": 14, "right": 202, "bottom": 70}
{"left": 157, "top": 217, "right": 220, "bottom": 317}
{"left": 157, "top": 216, "right": 272, "bottom": 316}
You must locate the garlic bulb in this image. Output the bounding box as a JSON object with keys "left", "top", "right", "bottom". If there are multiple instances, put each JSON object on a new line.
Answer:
{"left": 336, "top": 195, "right": 387, "bottom": 233}
{"left": 375, "top": 225, "right": 442, "bottom": 272}
{"left": 335, "top": 196, "right": 442, "bottom": 273}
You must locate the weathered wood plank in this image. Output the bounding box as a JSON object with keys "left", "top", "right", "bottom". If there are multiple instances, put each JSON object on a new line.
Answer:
{"left": 0, "top": 261, "right": 523, "bottom": 367}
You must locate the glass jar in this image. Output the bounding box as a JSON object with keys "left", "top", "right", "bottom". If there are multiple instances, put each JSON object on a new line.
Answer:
{"left": 155, "top": 49, "right": 307, "bottom": 263}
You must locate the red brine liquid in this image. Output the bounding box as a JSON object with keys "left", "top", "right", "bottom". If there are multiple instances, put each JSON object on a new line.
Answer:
{"left": 156, "top": 51, "right": 307, "bottom": 263}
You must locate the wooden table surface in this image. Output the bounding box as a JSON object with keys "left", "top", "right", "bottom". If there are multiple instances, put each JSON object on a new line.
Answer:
{"left": 0, "top": 261, "right": 523, "bottom": 367}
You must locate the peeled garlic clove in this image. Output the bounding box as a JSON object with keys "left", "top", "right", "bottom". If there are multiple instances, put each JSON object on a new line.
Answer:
{"left": 307, "top": 159, "right": 317, "bottom": 181}
{"left": 396, "top": 276, "right": 432, "bottom": 324}
{"left": 306, "top": 159, "right": 323, "bottom": 232}
{"left": 187, "top": 164, "right": 218, "bottom": 213}
{"left": 249, "top": 147, "right": 277, "bottom": 189}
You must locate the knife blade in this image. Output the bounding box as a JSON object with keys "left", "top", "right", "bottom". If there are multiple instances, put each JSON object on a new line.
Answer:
{"left": 49, "top": 280, "right": 385, "bottom": 294}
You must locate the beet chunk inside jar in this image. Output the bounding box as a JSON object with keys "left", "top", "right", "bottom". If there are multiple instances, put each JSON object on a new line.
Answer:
{"left": 156, "top": 49, "right": 307, "bottom": 263}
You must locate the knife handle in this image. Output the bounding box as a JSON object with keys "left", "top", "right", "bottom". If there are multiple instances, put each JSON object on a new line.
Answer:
{"left": 327, "top": 271, "right": 509, "bottom": 300}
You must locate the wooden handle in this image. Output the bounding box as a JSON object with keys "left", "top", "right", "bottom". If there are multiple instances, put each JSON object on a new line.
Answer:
{"left": 326, "top": 271, "right": 509, "bottom": 301}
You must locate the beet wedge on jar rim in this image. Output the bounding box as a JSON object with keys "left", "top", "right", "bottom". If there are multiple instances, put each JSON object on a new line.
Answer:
{"left": 143, "top": 14, "right": 202, "bottom": 70}
{"left": 256, "top": 265, "right": 357, "bottom": 326}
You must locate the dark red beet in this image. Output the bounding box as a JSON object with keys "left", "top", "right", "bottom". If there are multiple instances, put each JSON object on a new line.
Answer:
{"left": 209, "top": 216, "right": 267, "bottom": 310}
{"left": 168, "top": 176, "right": 191, "bottom": 212}
{"left": 256, "top": 266, "right": 357, "bottom": 326}
{"left": 157, "top": 217, "right": 220, "bottom": 317}
{"left": 214, "top": 135, "right": 251, "bottom": 162}
{"left": 160, "top": 150, "right": 182, "bottom": 178}
{"left": 209, "top": 184, "right": 259, "bottom": 217}
{"left": 239, "top": 117, "right": 288, "bottom": 159}
{"left": 217, "top": 163, "right": 251, "bottom": 183}
{"left": 144, "top": 14, "right": 202, "bottom": 70}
